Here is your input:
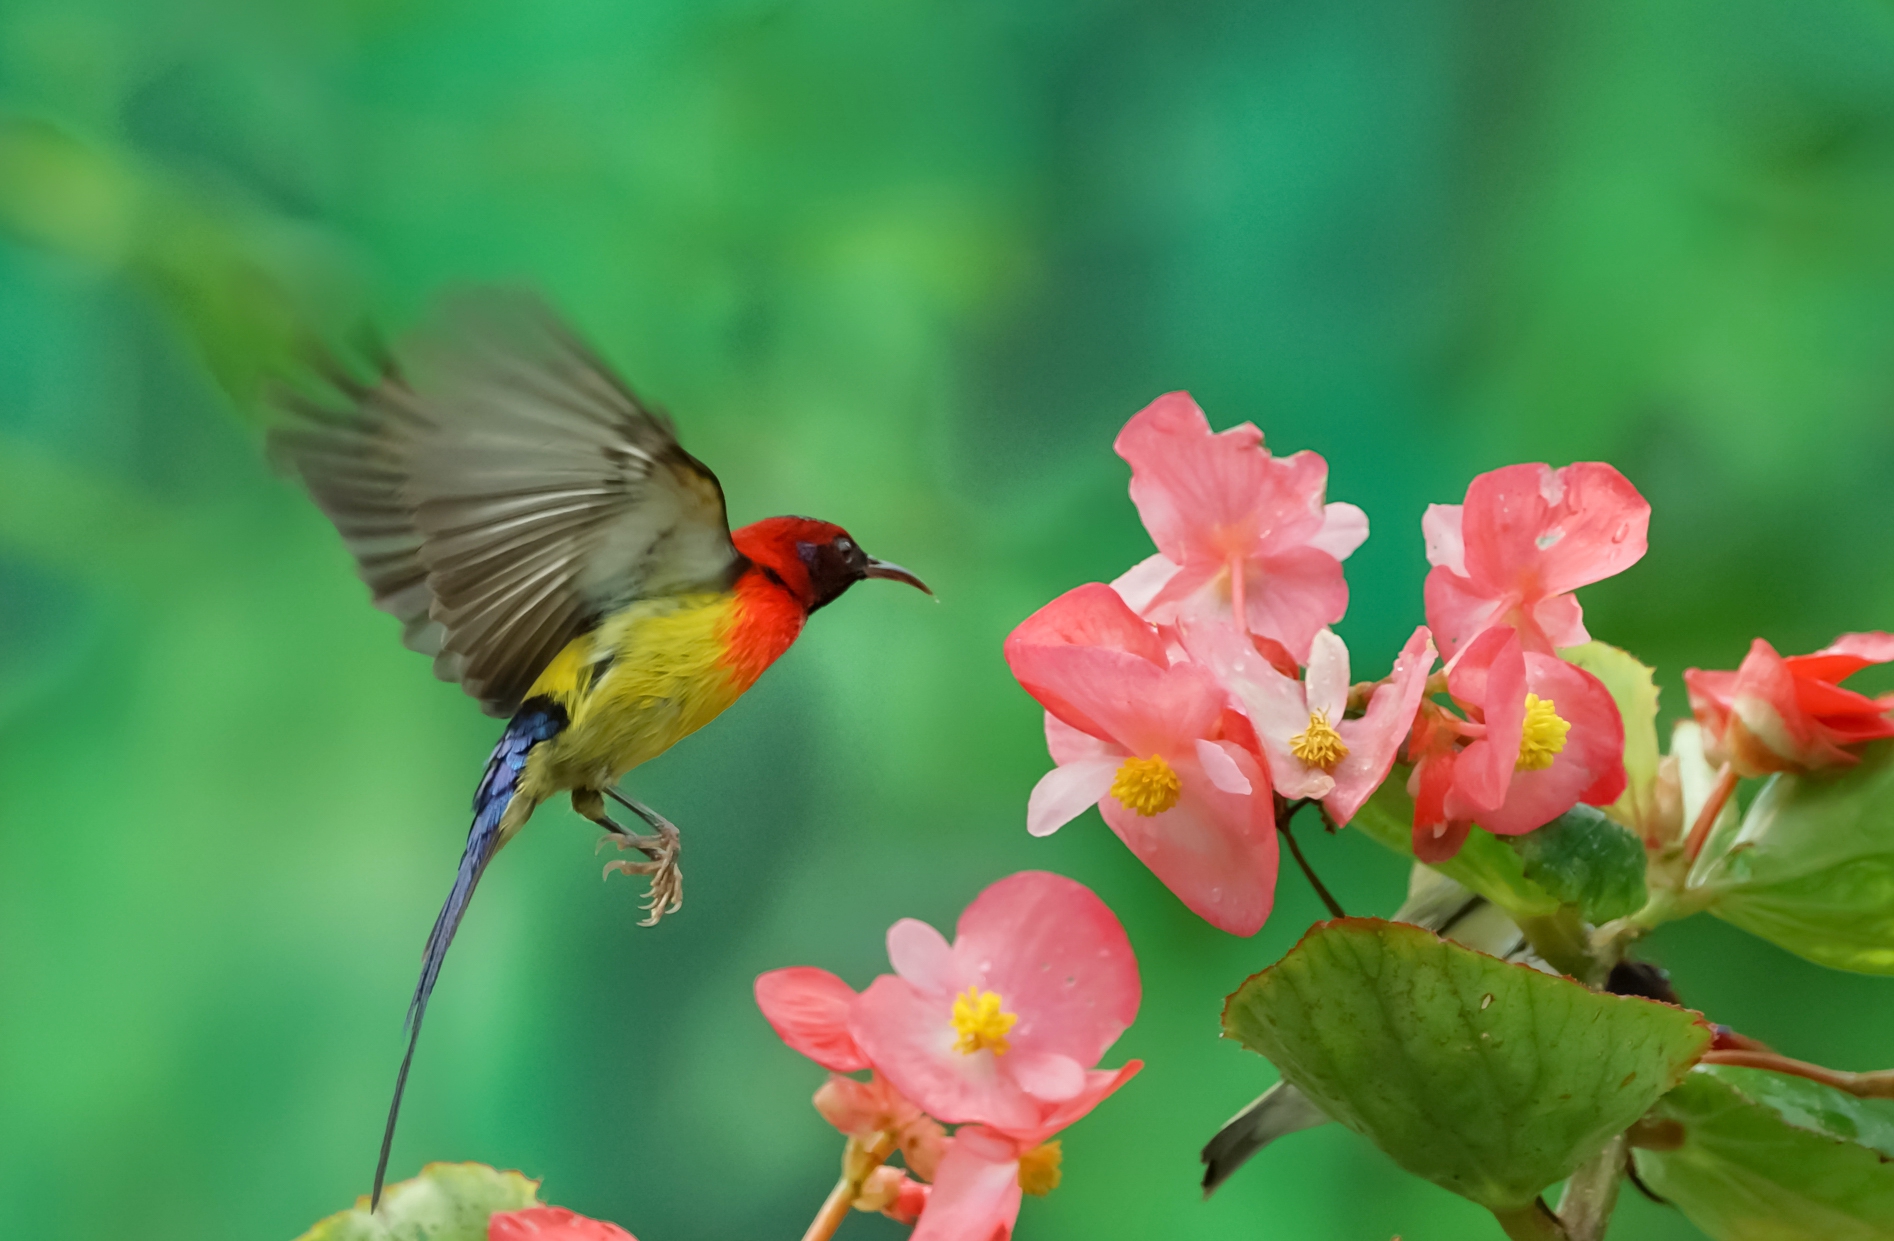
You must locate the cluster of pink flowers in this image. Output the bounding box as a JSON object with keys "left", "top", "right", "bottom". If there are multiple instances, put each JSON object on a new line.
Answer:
{"left": 1004, "top": 394, "right": 1657, "bottom": 930}
{"left": 755, "top": 872, "right": 1142, "bottom": 1239}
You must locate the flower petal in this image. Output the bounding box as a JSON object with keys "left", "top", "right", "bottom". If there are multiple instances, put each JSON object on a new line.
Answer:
{"left": 1009, "top": 1061, "right": 1144, "bottom": 1145}
{"left": 1309, "top": 501, "right": 1370, "bottom": 560}
{"left": 1026, "top": 759, "right": 1119, "bottom": 838}
{"left": 1008, "top": 642, "right": 1225, "bottom": 759}
{"left": 1303, "top": 628, "right": 1352, "bottom": 721}
{"left": 1194, "top": 738, "right": 1253, "bottom": 795}
{"left": 1008, "top": 1050, "right": 1086, "bottom": 1103}
{"left": 1443, "top": 626, "right": 1529, "bottom": 820}
{"left": 952, "top": 872, "right": 1141, "bottom": 1068}
{"left": 1461, "top": 462, "right": 1650, "bottom": 597}
{"left": 1099, "top": 751, "right": 1278, "bottom": 935}
{"left": 1329, "top": 627, "right": 1437, "bottom": 824}
{"left": 911, "top": 1128, "right": 1025, "bottom": 1241}
{"left": 852, "top": 975, "right": 1042, "bottom": 1131}
{"left": 489, "top": 1207, "right": 635, "bottom": 1241}
{"left": 1243, "top": 546, "right": 1349, "bottom": 664}
{"left": 1422, "top": 503, "right": 1466, "bottom": 574}
{"left": 1178, "top": 612, "right": 1330, "bottom": 800}
{"left": 1110, "top": 553, "right": 1179, "bottom": 615}
{"left": 754, "top": 967, "right": 868, "bottom": 1072}
{"left": 1478, "top": 655, "right": 1626, "bottom": 835}
{"left": 888, "top": 919, "right": 958, "bottom": 996}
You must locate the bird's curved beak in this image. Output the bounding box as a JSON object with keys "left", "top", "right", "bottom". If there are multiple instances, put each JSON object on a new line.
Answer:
{"left": 863, "top": 558, "right": 932, "bottom": 595}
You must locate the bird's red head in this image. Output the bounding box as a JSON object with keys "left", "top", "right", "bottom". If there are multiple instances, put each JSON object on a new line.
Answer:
{"left": 733, "top": 516, "right": 931, "bottom": 613}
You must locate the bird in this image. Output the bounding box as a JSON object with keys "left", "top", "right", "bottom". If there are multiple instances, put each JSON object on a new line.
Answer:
{"left": 269, "top": 291, "right": 931, "bottom": 1208}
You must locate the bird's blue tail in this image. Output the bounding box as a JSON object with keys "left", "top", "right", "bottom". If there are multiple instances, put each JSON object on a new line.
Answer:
{"left": 371, "top": 699, "right": 568, "bottom": 1209}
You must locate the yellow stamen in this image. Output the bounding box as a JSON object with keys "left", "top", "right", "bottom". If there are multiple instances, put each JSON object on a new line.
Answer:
{"left": 950, "top": 986, "right": 1018, "bottom": 1056}
{"left": 1017, "top": 1141, "right": 1062, "bottom": 1196}
{"left": 1110, "top": 754, "right": 1181, "bottom": 816}
{"left": 1517, "top": 693, "right": 1570, "bottom": 771}
{"left": 1290, "top": 710, "right": 1349, "bottom": 771}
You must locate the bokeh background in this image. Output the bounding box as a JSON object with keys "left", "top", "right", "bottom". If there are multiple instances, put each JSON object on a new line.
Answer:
{"left": 5, "top": 2, "right": 1894, "bottom": 1238}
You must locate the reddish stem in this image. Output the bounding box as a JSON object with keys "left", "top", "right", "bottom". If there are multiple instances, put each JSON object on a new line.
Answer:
{"left": 1699, "top": 1049, "right": 1894, "bottom": 1099}
{"left": 1682, "top": 762, "right": 1738, "bottom": 864}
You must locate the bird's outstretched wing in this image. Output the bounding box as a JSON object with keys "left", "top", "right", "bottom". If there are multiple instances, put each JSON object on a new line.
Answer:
{"left": 272, "top": 292, "right": 742, "bottom": 717}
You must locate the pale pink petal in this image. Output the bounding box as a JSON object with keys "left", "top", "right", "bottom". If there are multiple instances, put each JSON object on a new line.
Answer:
{"left": 1244, "top": 546, "right": 1349, "bottom": 664}
{"left": 1329, "top": 627, "right": 1437, "bottom": 824}
{"left": 1045, "top": 711, "right": 1113, "bottom": 765}
{"left": 1138, "top": 560, "right": 1220, "bottom": 626}
{"left": 888, "top": 919, "right": 958, "bottom": 996}
{"left": 1479, "top": 656, "right": 1627, "bottom": 835}
{"left": 1180, "top": 613, "right": 1332, "bottom": 801}
{"left": 1006, "top": 1061, "right": 1144, "bottom": 1146}
{"left": 1008, "top": 1050, "right": 1086, "bottom": 1102}
{"left": 1110, "top": 553, "right": 1179, "bottom": 615}
{"left": 911, "top": 1128, "right": 1024, "bottom": 1241}
{"left": 1099, "top": 752, "right": 1278, "bottom": 935}
{"left": 1303, "top": 628, "right": 1352, "bottom": 720}
{"left": 1194, "top": 739, "right": 1253, "bottom": 795}
{"left": 952, "top": 871, "right": 1140, "bottom": 1068}
{"left": 1821, "top": 631, "right": 1894, "bottom": 663}
{"left": 754, "top": 968, "right": 868, "bottom": 1072}
{"left": 1308, "top": 501, "right": 1370, "bottom": 560}
{"left": 1248, "top": 450, "right": 1334, "bottom": 557}
{"left": 852, "top": 975, "right": 1042, "bottom": 1131}
{"left": 1422, "top": 503, "right": 1466, "bottom": 574}
{"left": 1027, "top": 759, "right": 1119, "bottom": 838}
{"left": 1423, "top": 563, "right": 1510, "bottom": 661}
{"left": 1444, "top": 626, "right": 1529, "bottom": 820}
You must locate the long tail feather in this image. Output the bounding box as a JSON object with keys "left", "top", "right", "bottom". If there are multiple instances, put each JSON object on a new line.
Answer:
{"left": 371, "top": 700, "right": 568, "bottom": 1208}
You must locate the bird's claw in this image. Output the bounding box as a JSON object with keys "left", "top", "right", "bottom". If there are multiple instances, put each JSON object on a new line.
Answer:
{"left": 599, "top": 822, "right": 683, "bottom": 927}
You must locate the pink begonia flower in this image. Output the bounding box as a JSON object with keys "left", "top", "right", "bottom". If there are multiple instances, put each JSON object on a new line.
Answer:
{"left": 1005, "top": 583, "right": 1278, "bottom": 934}
{"left": 909, "top": 1067, "right": 1137, "bottom": 1241}
{"left": 1685, "top": 633, "right": 1894, "bottom": 777}
{"left": 1112, "top": 391, "right": 1368, "bottom": 663}
{"left": 1423, "top": 462, "right": 1650, "bottom": 660}
{"left": 754, "top": 969, "right": 947, "bottom": 1178}
{"left": 850, "top": 872, "right": 1143, "bottom": 1135}
{"left": 488, "top": 1208, "right": 634, "bottom": 1241}
{"left": 1184, "top": 620, "right": 1436, "bottom": 824}
{"left": 1408, "top": 625, "right": 1627, "bottom": 862}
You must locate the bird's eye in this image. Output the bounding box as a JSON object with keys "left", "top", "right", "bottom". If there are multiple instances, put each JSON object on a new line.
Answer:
{"left": 835, "top": 538, "right": 855, "bottom": 554}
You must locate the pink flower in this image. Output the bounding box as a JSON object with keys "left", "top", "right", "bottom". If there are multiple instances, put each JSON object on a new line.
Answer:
{"left": 1113, "top": 392, "right": 1368, "bottom": 663}
{"left": 488, "top": 1208, "right": 634, "bottom": 1241}
{"left": 1685, "top": 633, "right": 1894, "bottom": 777}
{"left": 1409, "top": 626, "right": 1627, "bottom": 862}
{"left": 1184, "top": 620, "right": 1436, "bottom": 824}
{"left": 857, "top": 1166, "right": 931, "bottom": 1225}
{"left": 1005, "top": 582, "right": 1278, "bottom": 934}
{"left": 1423, "top": 462, "right": 1649, "bottom": 660}
{"left": 850, "top": 872, "right": 1143, "bottom": 1135}
{"left": 754, "top": 969, "right": 947, "bottom": 1178}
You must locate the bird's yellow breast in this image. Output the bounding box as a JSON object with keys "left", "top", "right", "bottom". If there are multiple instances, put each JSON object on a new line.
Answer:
{"left": 523, "top": 592, "right": 749, "bottom": 792}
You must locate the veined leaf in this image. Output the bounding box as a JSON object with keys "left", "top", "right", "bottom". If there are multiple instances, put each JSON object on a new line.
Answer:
{"left": 1635, "top": 1065, "right": 1894, "bottom": 1240}
{"left": 296, "top": 1163, "right": 542, "bottom": 1241}
{"left": 1510, "top": 805, "right": 1648, "bottom": 924}
{"left": 1222, "top": 919, "right": 1709, "bottom": 1213}
{"left": 1694, "top": 741, "right": 1894, "bottom": 973}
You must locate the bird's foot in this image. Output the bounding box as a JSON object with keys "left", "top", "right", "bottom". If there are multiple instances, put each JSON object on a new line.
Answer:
{"left": 598, "top": 817, "right": 683, "bottom": 927}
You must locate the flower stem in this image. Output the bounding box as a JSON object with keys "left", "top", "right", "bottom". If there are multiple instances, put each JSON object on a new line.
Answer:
{"left": 1493, "top": 1198, "right": 1571, "bottom": 1241}
{"left": 1278, "top": 801, "right": 1347, "bottom": 919}
{"left": 1682, "top": 761, "right": 1738, "bottom": 864}
{"left": 1700, "top": 1049, "right": 1894, "bottom": 1098}
{"left": 800, "top": 1134, "right": 898, "bottom": 1241}
{"left": 1555, "top": 1135, "right": 1626, "bottom": 1241}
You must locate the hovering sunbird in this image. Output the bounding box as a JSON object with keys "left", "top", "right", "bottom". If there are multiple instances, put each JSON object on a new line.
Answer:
{"left": 271, "top": 292, "right": 930, "bottom": 1207}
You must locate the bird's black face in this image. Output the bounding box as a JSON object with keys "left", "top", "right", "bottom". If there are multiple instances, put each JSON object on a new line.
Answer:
{"left": 796, "top": 531, "right": 931, "bottom": 611}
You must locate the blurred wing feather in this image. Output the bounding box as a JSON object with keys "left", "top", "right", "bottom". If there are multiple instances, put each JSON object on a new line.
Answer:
{"left": 272, "top": 292, "right": 740, "bottom": 716}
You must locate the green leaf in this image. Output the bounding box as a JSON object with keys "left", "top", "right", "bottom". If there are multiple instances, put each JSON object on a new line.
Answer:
{"left": 1635, "top": 1065, "right": 1894, "bottom": 1240}
{"left": 1560, "top": 642, "right": 1663, "bottom": 838}
{"left": 1693, "top": 740, "right": 1894, "bottom": 973}
{"left": 1509, "top": 805, "right": 1649, "bottom": 924}
{"left": 1351, "top": 772, "right": 1562, "bottom": 920}
{"left": 1222, "top": 918, "right": 1709, "bottom": 1213}
{"left": 295, "top": 1163, "right": 543, "bottom": 1241}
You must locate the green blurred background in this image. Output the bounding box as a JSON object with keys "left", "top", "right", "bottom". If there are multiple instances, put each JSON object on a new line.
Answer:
{"left": 4, "top": 2, "right": 1894, "bottom": 1238}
